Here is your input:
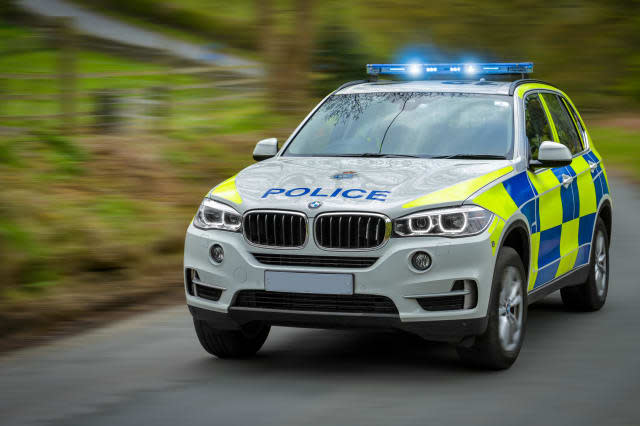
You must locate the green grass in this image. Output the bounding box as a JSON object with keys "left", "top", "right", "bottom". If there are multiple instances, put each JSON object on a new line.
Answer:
{"left": 589, "top": 126, "right": 640, "bottom": 181}
{"left": 0, "top": 132, "right": 168, "bottom": 297}
{"left": 0, "top": 139, "right": 20, "bottom": 166}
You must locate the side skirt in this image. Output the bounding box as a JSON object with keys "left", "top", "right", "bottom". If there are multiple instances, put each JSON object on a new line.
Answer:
{"left": 527, "top": 264, "right": 590, "bottom": 304}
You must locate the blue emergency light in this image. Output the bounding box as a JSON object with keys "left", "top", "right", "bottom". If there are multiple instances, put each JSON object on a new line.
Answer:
{"left": 366, "top": 62, "right": 533, "bottom": 78}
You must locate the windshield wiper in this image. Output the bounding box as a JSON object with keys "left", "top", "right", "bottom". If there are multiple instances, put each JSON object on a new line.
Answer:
{"left": 334, "top": 153, "right": 422, "bottom": 158}
{"left": 379, "top": 154, "right": 423, "bottom": 158}
{"left": 431, "top": 154, "right": 507, "bottom": 160}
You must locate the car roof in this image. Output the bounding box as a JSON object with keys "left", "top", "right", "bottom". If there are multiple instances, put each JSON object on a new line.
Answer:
{"left": 335, "top": 80, "right": 517, "bottom": 96}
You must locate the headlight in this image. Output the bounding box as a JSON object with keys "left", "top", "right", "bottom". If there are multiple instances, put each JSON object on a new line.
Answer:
{"left": 193, "top": 199, "right": 242, "bottom": 232}
{"left": 393, "top": 206, "right": 493, "bottom": 237}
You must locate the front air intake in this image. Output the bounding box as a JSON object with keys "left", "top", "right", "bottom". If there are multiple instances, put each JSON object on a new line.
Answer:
{"left": 195, "top": 284, "right": 222, "bottom": 302}
{"left": 417, "top": 295, "right": 466, "bottom": 311}
{"left": 251, "top": 253, "right": 378, "bottom": 268}
{"left": 234, "top": 290, "right": 398, "bottom": 315}
{"left": 416, "top": 280, "right": 478, "bottom": 311}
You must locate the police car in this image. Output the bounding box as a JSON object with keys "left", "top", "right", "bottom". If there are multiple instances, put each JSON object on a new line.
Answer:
{"left": 184, "top": 62, "right": 612, "bottom": 369}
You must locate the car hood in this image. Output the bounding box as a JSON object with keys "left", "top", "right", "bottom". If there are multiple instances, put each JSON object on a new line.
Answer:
{"left": 213, "top": 157, "right": 513, "bottom": 217}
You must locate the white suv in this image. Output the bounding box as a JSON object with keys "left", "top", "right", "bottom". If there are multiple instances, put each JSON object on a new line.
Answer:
{"left": 184, "top": 63, "right": 612, "bottom": 369}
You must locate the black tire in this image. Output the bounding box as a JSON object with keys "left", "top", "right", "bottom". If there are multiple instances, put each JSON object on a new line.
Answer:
{"left": 193, "top": 319, "right": 270, "bottom": 359}
{"left": 457, "top": 246, "right": 528, "bottom": 370}
{"left": 561, "top": 217, "right": 609, "bottom": 311}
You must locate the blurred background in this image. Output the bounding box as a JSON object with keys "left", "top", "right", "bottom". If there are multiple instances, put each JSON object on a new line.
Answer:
{"left": 1, "top": 0, "right": 639, "bottom": 342}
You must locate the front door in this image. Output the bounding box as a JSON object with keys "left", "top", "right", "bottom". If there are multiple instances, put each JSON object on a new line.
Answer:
{"left": 523, "top": 92, "right": 565, "bottom": 290}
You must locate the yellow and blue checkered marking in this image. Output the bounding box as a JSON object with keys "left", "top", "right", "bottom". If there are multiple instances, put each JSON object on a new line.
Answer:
{"left": 583, "top": 151, "right": 609, "bottom": 206}
{"left": 538, "top": 225, "right": 562, "bottom": 268}
{"left": 474, "top": 150, "right": 609, "bottom": 292}
{"left": 550, "top": 166, "right": 580, "bottom": 222}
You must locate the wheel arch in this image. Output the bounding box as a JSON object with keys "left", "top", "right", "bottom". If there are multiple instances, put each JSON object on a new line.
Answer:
{"left": 498, "top": 219, "right": 531, "bottom": 281}
{"left": 597, "top": 200, "right": 612, "bottom": 245}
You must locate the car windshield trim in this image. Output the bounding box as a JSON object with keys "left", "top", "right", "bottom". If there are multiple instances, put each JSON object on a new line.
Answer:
{"left": 287, "top": 153, "right": 426, "bottom": 158}
{"left": 430, "top": 154, "right": 508, "bottom": 160}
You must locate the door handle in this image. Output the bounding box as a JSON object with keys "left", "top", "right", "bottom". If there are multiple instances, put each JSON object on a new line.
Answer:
{"left": 588, "top": 161, "right": 597, "bottom": 172}
{"left": 562, "top": 174, "right": 573, "bottom": 188}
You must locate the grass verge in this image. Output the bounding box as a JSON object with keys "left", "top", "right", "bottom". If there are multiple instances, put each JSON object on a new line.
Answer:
{"left": 590, "top": 126, "right": 640, "bottom": 181}
{"left": 0, "top": 129, "right": 293, "bottom": 340}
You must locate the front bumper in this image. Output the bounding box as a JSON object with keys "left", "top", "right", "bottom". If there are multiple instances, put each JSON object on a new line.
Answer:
{"left": 189, "top": 305, "right": 487, "bottom": 342}
{"left": 184, "top": 221, "right": 497, "bottom": 341}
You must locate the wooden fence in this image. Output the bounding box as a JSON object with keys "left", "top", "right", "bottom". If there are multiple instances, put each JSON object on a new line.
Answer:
{"left": 0, "top": 19, "right": 264, "bottom": 135}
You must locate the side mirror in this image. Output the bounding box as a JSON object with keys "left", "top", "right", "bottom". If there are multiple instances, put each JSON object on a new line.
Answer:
{"left": 529, "top": 141, "right": 572, "bottom": 169}
{"left": 253, "top": 138, "right": 278, "bottom": 162}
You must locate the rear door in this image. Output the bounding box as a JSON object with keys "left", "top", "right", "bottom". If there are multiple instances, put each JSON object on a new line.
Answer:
{"left": 558, "top": 96, "right": 606, "bottom": 268}
{"left": 538, "top": 93, "right": 592, "bottom": 279}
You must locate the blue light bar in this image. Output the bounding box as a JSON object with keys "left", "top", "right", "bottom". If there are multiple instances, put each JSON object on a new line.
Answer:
{"left": 366, "top": 62, "right": 533, "bottom": 77}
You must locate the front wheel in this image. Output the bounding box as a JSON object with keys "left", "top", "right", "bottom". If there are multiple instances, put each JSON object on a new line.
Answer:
{"left": 193, "top": 319, "right": 270, "bottom": 359}
{"left": 457, "top": 246, "right": 527, "bottom": 370}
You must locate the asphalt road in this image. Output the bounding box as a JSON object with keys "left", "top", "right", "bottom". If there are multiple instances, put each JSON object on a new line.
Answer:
{"left": 1, "top": 176, "right": 639, "bottom": 426}
{"left": 16, "top": 0, "right": 260, "bottom": 76}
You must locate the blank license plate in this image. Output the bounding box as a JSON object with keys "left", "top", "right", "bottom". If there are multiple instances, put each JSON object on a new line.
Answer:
{"left": 264, "top": 271, "right": 354, "bottom": 295}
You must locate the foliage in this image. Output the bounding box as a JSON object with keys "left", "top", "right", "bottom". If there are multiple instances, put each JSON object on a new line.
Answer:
{"left": 75, "top": 0, "right": 640, "bottom": 110}
{"left": 312, "top": 24, "right": 368, "bottom": 96}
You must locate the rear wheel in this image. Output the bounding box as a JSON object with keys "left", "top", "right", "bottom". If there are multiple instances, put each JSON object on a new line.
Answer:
{"left": 561, "top": 217, "right": 609, "bottom": 311}
{"left": 457, "top": 246, "right": 527, "bottom": 370}
{"left": 193, "top": 319, "right": 270, "bottom": 359}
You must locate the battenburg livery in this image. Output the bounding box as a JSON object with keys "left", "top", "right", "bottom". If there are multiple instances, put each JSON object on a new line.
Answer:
{"left": 184, "top": 62, "right": 612, "bottom": 369}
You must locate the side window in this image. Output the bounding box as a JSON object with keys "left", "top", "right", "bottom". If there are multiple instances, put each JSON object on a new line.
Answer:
{"left": 561, "top": 97, "right": 585, "bottom": 152}
{"left": 540, "top": 93, "right": 582, "bottom": 155}
{"left": 524, "top": 93, "right": 553, "bottom": 159}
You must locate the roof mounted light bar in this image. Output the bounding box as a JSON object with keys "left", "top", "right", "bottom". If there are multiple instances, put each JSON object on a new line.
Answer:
{"left": 366, "top": 62, "right": 534, "bottom": 78}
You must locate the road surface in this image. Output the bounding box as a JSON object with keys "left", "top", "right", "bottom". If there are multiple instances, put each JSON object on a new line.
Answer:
{"left": 16, "top": 0, "right": 260, "bottom": 75}
{"left": 1, "top": 176, "right": 639, "bottom": 426}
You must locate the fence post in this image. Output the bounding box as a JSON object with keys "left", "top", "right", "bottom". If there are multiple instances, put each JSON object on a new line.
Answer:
{"left": 0, "top": 78, "right": 3, "bottom": 120}
{"left": 147, "top": 86, "right": 170, "bottom": 134}
{"left": 162, "top": 50, "right": 175, "bottom": 133}
{"left": 55, "top": 17, "right": 77, "bottom": 134}
{"left": 93, "top": 89, "right": 121, "bottom": 133}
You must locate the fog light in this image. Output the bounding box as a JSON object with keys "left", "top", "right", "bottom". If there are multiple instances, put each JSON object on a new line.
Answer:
{"left": 210, "top": 244, "right": 224, "bottom": 264}
{"left": 411, "top": 251, "right": 431, "bottom": 271}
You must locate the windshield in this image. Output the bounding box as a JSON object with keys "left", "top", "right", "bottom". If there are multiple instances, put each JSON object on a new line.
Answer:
{"left": 283, "top": 92, "right": 514, "bottom": 158}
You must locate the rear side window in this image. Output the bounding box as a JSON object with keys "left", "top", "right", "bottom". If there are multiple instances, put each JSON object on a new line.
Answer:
{"left": 561, "top": 98, "right": 586, "bottom": 149}
{"left": 540, "top": 93, "right": 582, "bottom": 155}
{"left": 524, "top": 94, "right": 553, "bottom": 159}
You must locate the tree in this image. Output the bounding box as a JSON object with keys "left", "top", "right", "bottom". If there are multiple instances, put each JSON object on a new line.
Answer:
{"left": 257, "top": 0, "right": 315, "bottom": 114}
